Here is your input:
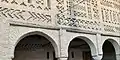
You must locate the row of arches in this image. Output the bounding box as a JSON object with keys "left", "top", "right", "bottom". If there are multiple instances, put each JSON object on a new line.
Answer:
{"left": 11, "top": 31, "right": 120, "bottom": 60}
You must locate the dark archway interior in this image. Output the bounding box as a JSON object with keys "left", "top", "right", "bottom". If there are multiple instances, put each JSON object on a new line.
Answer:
{"left": 102, "top": 40, "right": 116, "bottom": 60}
{"left": 13, "top": 35, "right": 56, "bottom": 60}
{"left": 68, "top": 38, "right": 92, "bottom": 60}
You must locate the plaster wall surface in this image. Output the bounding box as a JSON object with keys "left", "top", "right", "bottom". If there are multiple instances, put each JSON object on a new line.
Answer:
{"left": 0, "top": 0, "right": 120, "bottom": 60}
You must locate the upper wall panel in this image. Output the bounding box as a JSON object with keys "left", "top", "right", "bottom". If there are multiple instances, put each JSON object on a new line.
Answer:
{"left": 0, "top": 0, "right": 120, "bottom": 35}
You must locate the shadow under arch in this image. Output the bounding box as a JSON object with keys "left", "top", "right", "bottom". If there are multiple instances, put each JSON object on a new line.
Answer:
{"left": 12, "top": 31, "right": 59, "bottom": 59}
{"left": 67, "top": 36, "right": 97, "bottom": 57}
{"left": 102, "top": 38, "right": 120, "bottom": 60}
{"left": 102, "top": 38, "right": 120, "bottom": 55}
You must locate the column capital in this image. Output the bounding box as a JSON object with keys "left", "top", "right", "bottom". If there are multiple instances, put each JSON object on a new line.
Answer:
{"left": 57, "top": 57, "right": 68, "bottom": 60}
{"left": 92, "top": 54, "right": 103, "bottom": 60}
{"left": 116, "top": 54, "right": 120, "bottom": 56}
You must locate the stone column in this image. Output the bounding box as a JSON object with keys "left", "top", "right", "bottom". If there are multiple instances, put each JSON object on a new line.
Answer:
{"left": 92, "top": 54, "right": 103, "bottom": 60}
{"left": 59, "top": 29, "right": 68, "bottom": 58}
{"left": 95, "top": 34, "right": 103, "bottom": 60}
{"left": 116, "top": 54, "right": 120, "bottom": 60}
{"left": 57, "top": 57, "right": 68, "bottom": 60}
{"left": 0, "top": 18, "right": 10, "bottom": 60}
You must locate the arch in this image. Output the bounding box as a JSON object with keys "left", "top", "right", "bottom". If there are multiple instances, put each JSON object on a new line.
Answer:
{"left": 12, "top": 31, "right": 59, "bottom": 58}
{"left": 67, "top": 36, "right": 97, "bottom": 56}
{"left": 102, "top": 38, "right": 120, "bottom": 54}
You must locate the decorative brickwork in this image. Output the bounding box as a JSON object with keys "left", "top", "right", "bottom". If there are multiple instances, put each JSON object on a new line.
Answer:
{"left": 0, "top": 0, "right": 120, "bottom": 33}
{"left": 57, "top": 0, "right": 101, "bottom": 31}
{"left": 56, "top": 0, "right": 120, "bottom": 33}
{"left": 1, "top": 0, "right": 51, "bottom": 10}
{"left": 0, "top": 7, "right": 51, "bottom": 23}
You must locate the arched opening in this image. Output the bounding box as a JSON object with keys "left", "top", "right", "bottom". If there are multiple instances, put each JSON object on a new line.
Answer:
{"left": 102, "top": 40, "right": 116, "bottom": 60}
{"left": 12, "top": 35, "right": 57, "bottom": 60}
{"left": 68, "top": 38, "right": 93, "bottom": 60}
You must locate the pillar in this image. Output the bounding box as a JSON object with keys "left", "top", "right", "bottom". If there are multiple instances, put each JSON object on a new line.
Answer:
{"left": 0, "top": 18, "right": 10, "bottom": 60}
{"left": 59, "top": 28, "right": 68, "bottom": 58}
{"left": 96, "top": 34, "right": 103, "bottom": 55}
{"left": 95, "top": 33, "right": 103, "bottom": 60}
